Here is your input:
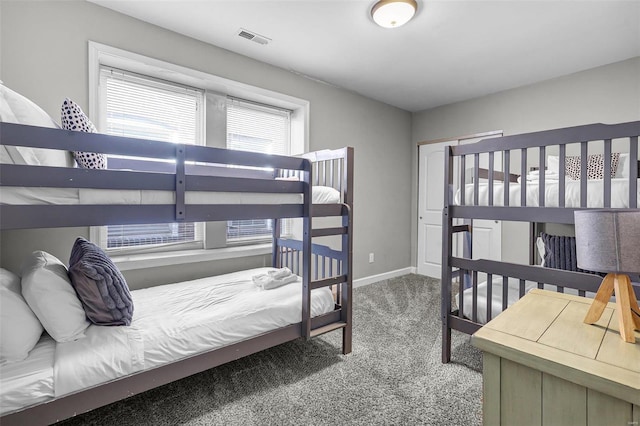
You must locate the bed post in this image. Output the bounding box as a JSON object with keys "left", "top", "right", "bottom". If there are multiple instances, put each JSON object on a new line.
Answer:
{"left": 441, "top": 145, "right": 454, "bottom": 363}
{"left": 272, "top": 218, "right": 281, "bottom": 268}
{"left": 301, "top": 159, "right": 313, "bottom": 340}
{"left": 341, "top": 147, "right": 354, "bottom": 355}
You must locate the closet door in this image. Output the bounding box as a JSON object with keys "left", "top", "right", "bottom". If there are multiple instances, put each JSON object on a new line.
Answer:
{"left": 417, "top": 141, "right": 451, "bottom": 277}
{"left": 417, "top": 133, "right": 502, "bottom": 279}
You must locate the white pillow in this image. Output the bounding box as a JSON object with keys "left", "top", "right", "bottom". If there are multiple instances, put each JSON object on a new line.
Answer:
{"left": 546, "top": 155, "right": 559, "bottom": 174}
{"left": 312, "top": 185, "right": 341, "bottom": 204}
{"left": 615, "top": 153, "right": 630, "bottom": 179}
{"left": 0, "top": 83, "right": 74, "bottom": 167}
{"left": 536, "top": 236, "right": 546, "bottom": 267}
{"left": 21, "top": 251, "right": 90, "bottom": 343}
{"left": 0, "top": 268, "right": 43, "bottom": 363}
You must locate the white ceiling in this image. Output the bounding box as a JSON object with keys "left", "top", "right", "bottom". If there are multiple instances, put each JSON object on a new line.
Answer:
{"left": 90, "top": 0, "right": 640, "bottom": 112}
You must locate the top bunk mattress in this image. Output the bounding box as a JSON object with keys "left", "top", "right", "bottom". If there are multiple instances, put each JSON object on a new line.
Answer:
{"left": 0, "top": 185, "right": 341, "bottom": 205}
{"left": 456, "top": 178, "right": 639, "bottom": 208}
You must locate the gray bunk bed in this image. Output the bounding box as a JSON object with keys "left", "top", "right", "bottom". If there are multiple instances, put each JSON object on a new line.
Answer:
{"left": 441, "top": 120, "right": 640, "bottom": 363}
{"left": 0, "top": 122, "right": 354, "bottom": 424}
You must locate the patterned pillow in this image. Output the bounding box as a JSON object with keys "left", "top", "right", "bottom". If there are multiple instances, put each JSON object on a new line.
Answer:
{"left": 60, "top": 98, "right": 107, "bottom": 169}
{"left": 68, "top": 237, "right": 133, "bottom": 326}
{"left": 565, "top": 153, "right": 619, "bottom": 180}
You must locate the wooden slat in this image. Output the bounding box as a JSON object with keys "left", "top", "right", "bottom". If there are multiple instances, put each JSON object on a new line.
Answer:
{"left": 604, "top": 139, "right": 612, "bottom": 208}
{"left": 482, "top": 353, "right": 500, "bottom": 426}
{"left": 542, "top": 373, "right": 587, "bottom": 426}
{"left": 501, "top": 359, "right": 541, "bottom": 426}
{"left": 310, "top": 275, "right": 347, "bottom": 290}
{"left": 485, "top": 291, "right": 568, "bottom": 341}
{"left": 451, "top": 121, "right": 640, "bottom": 155}
{"left": 631, "top": 136, "right": 638, "bottom": 208}
{"left": 539, "top": 145, "right": 546, "bottom": 207}
{"left": 473, "top": 153, "right": 480, "bottom": 206}
{"left": 460, "top": 155, "right": 466, "bottom": 204}
{"left": 538, "top": 301, "right": 613, "bottom": 358}
{"left": 311, "top": 227, "right": 348, "bottom": 237}
{"left": 559, "top": 144, "right": 566, "bottom": 207}
{"left": 580, "top": 142, "right": 588, "bottom": 207}
{"left": 488, "top": 151, "right": 495, "bottom": 206}
{"left": 521, "top": 148, "right": 527, "bottom": 206}
{"left": 310, "top": 321, "right": 346, "bottom": 338}
{"left": 503, "top": 150, "right": 510, "bottom": 206}
{"left": 486, "top": 273, "right": 493, "bottom": 323}
{"left": 587, "top": 389, "right": 634, "bottom": 425}
{"left": 596, "top": 312, "right": 640, "bottom": 373}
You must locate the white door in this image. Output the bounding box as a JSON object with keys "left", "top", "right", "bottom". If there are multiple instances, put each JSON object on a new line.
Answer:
{"left": 417, "top": 142, "right": 450, "bottom": 277}
{"left": 417, "top": 137, "right": 502, "bottom": 278}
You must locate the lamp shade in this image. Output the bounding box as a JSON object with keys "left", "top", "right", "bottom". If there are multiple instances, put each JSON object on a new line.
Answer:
{"left": 574, "top": 209, "right": 640, "bottom": 274}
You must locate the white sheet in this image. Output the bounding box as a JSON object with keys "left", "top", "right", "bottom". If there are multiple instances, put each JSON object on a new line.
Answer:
{"left": 54, "top": 267, "right": 334, "bottom": 397}
{"left": 0, "top": 185, "right": 341, "bottom": 205}
{"left": 0, "top": 335, "right": 55, "bottom": 414}
{"left": 456, "top": 178, "right": 639, "bottom": 208}
{"left": 461, "top": 277, "right": 595, "bottom": 324}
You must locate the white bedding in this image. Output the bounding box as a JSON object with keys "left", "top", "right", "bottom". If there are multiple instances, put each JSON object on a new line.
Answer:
{"left": 1, "top": 267, "right": 334, "bottom": 415}
{"left": 457, "top": 178, "right": 639, "bottom": 208}
{"left": 0, "top": 335, "right": 55, "bottom": 414}
{"left": 0, "top": 185, "right": 341, "bottom": 205}
{"left": 461, "top": 277, "right": 595, "bottom": 324}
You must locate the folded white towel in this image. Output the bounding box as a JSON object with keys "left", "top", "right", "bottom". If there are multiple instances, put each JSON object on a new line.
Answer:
{"left": 518, "top": 170, "right": 561, "bottom": 183}
{"left": 252, "top": 273, "right": 298, "bottom": 290}
{"left": 268, "top": 267, "right": 292, "bottom": 279}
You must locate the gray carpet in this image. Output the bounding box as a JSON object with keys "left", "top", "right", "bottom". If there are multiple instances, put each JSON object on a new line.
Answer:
{"left": 59, "top": 274, "right": 482, "bottom": 426}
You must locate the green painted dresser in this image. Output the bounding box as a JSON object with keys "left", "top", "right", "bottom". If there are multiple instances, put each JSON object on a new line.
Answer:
{"left": 472, "top": 289, "right": 640, "bottom": 426}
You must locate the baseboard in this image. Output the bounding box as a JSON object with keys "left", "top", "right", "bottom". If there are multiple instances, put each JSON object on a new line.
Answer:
{"left": 353, "top": 267, "right": 416, "bottom": 288}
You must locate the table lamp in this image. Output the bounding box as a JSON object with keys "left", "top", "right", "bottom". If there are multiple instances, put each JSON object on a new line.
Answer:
{"left": 574, "top": 209, "right": 640, "bottom": 343}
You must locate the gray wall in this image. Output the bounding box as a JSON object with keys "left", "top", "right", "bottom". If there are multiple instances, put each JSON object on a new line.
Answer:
{"left": 0, "top": 1, "right": 413, "bottom": 287}
{"left": 411, "top": 57, "right": 640, "bottom": 266}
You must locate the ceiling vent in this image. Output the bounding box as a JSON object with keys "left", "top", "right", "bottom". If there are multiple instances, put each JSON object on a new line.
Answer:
{"left": 237, "top": 28, "right": 271, "bottom": 45}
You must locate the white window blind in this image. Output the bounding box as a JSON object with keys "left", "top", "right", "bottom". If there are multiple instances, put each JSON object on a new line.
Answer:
{"left": 226, "top": 98, "right": 291, "bottom": 242}
{"left": 99, "top": 67, "right": 204, "bottom": 251}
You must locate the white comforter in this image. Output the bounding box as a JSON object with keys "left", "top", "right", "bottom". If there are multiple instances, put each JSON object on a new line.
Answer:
{"left": 457, "top": 178, "right": 639, "bottom": 208}
{"left": 1, "top": 268, "right": 334, "bottom": 414}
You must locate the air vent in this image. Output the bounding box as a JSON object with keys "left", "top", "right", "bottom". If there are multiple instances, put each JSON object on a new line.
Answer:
{"left": 237, "top": 28, "right": 271, "bottom": 45}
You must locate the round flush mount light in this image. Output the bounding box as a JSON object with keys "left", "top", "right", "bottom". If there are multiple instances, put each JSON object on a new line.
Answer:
{"left": 371, "top": 0, "right": 418, "bottom": 29}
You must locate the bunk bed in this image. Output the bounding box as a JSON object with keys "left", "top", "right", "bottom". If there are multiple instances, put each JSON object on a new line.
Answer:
{"left": 441, "top": 120, "right": 640, "bottom": 363}
{"left": 0, "top": 121, "right": 354, "bottom": 425}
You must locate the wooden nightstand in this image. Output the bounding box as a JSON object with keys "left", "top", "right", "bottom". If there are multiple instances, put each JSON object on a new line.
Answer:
{"left": 472, "top": 289, "right": 640, "bottom": 426}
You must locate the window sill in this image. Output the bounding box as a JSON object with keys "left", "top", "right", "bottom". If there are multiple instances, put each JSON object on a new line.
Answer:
{"left": 112, "top": 243, "right": 272, "bottom": 271}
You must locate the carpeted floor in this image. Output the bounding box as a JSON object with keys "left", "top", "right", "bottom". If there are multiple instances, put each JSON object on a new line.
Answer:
{"left": 59, "top": 274, "right": 482, "bottom": 426}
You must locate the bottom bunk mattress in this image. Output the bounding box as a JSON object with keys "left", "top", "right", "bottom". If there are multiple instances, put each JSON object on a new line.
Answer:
{"left": 460, "top": 277, "right": 597, "bottom": 325}
{"left": 1, "top": 267, "right": 334, "bottom": 415}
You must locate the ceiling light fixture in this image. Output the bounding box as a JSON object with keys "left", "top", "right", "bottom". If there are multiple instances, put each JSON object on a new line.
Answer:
{"left": 371, "top": 0, "right": 417, "bottom": 29}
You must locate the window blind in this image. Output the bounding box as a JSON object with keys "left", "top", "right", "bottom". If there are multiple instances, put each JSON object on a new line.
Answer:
{"left": 226, "top": 98, "right": 291, "bottom": 241}
{"left": 99, "top": 67, "right": 204, "bottom": 250}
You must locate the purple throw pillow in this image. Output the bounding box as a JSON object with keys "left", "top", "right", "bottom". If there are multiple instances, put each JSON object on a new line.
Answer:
{"left": 68, "top": 237, "right": 133, "bottom": 326}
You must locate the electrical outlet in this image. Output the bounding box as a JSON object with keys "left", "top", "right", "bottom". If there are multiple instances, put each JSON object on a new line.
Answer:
{"left": 369, "top": 253, "right": 375, "bottom": 263}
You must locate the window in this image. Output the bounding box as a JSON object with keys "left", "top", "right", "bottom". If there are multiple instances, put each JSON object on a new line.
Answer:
{"left": 96, "top": 67, "right": 205, "bottom": 252}
{"left": 226, "top": 98, "right": 292, "bottom": 242}
{"left": 89, "top": 42, "right": 308, "bottom": 260}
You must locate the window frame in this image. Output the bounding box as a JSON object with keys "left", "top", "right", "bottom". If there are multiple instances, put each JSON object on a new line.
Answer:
{"left": 88, "top": 42, "right": 309, "bottom": 261}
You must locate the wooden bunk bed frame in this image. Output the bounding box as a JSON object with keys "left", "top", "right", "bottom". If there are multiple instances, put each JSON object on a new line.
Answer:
{"left": 0, "top": 122, "right": 354, "bottom": 425}
{"left": 441, "top": 120, "right": 640, "bottom": 363}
